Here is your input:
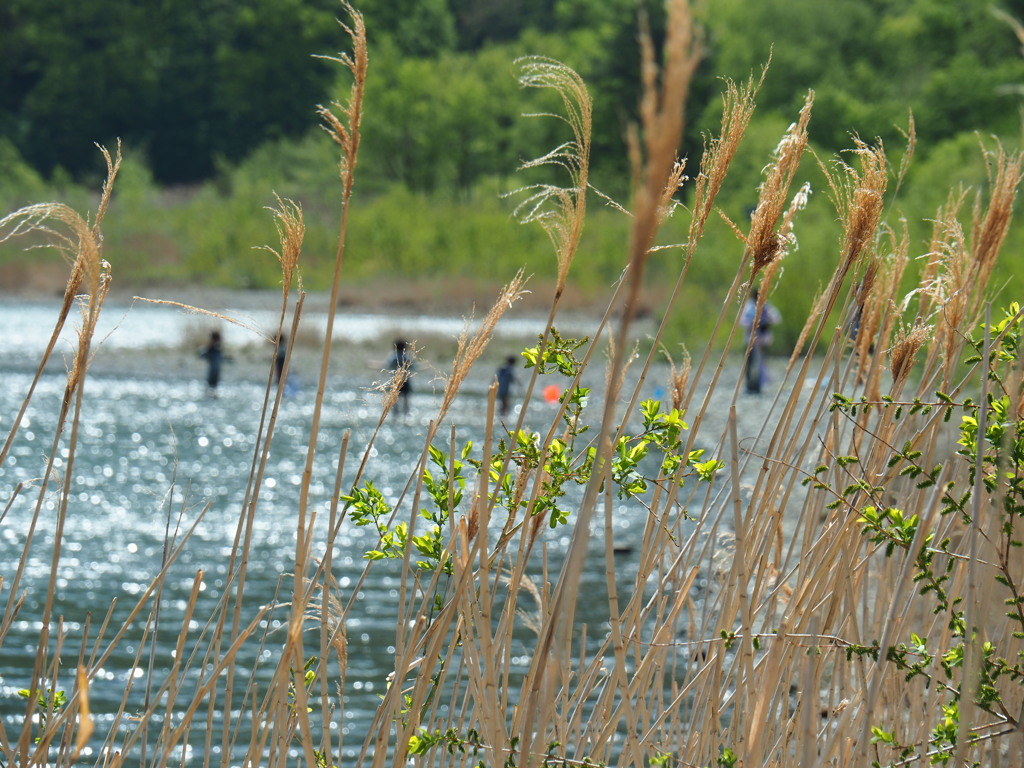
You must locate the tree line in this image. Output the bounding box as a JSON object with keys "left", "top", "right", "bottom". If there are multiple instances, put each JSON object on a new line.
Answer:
{"left": 2, "top": 0, "right": 1023, "bottom": 192}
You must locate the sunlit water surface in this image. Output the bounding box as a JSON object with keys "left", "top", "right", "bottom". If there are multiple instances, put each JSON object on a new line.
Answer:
{"left": 0, "top": 302, "right": 701, "bottom": 765}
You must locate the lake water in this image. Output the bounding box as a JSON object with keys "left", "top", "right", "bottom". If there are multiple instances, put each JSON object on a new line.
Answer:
{"left": 0, "top": 296, "right": 596, "bottom": 357}
{"left": 0, "top": 297, "right": 684, "bottom": 765}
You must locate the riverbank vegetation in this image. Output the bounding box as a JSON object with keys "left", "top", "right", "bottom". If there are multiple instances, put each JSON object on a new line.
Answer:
{"left": 4, "top": 1, "right": 1024, "bottom": 766}
{"left": 2, "top": 0, "right": 1024, "bottom": 349}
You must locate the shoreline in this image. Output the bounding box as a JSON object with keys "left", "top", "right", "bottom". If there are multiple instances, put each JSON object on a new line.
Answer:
{"left": 0, "top": 288, "right": 648, "bottom": 391}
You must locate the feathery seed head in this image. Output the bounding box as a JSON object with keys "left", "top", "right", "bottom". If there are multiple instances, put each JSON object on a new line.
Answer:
{"left": 316, "top": 3, "right": 367, "bottom": 187}
{"left": 440, "top": 272, "right": 528, "bottom": 418}
{"left": 745, "top": 93, "right": 813, "bottom": 280}
{"left": 264, "top": 196, "right": 304, "bottom": 290}
{"left": 888, "top": 319, "right": 930, "bottom": 390}
{"left": 836, "top": 139, "right": 888, "bottom": 277}
{"left": 664, "top": 346, "right": 691, "bottom": 412}
{"left": 512, "top": 59, "right": 592, "bottom": 292}
{"left": 690, "top": 70, "right": 765, "bottom": 243}
{"left": 969, "top": 145, "right": 1024, "bottom": 304}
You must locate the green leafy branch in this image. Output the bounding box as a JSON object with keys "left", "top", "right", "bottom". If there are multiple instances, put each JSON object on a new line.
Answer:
{"left": 610, "top": 399, "right": 722, "bottom": 501}
{"left": 522, "top": 328, "right": 589, "bottom": 377}
{"left": 848, "top": 306, "right": 1024, "bottom": 766}
{"left": 17, "top": 686, "right": 66, "bottom": 744}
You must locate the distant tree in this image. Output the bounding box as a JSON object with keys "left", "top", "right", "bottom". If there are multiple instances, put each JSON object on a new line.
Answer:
{"left": 0, "top": 0, "right": 338, "bottom": 184}
{"left": 357, "top": 0, "right": 456, "bottom": 56}
{"left": 701, "top": 0, "right": 1024, "bottom": 153}
{"left": 359, "top": 43, "right": 557, "bottom": 192}
{"left": 0, "top": 0, "right": 157, "bottom": 179}
{"left": 448, "top": 0, "right": 555, "bottom": 49}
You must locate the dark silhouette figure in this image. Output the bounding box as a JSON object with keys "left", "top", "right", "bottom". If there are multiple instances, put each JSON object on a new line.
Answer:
{"left": 495, "top": 355, "right": 517, "bottom": 417}
{"left": 740, "top": 288, "right": 781, "bottom": 394}
{"left": 387, "top": 338, "right": 413, "bottom": 415}
{"left": 274, "top": 334, "right": 288, "bottom": 385}
{"left": 199, "top": 331, "right": 226, "bottom": 396}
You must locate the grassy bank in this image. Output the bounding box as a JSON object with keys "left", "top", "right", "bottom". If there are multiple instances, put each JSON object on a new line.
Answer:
{"left": 1, "top": 103, "right": 1020, "bottom": 354}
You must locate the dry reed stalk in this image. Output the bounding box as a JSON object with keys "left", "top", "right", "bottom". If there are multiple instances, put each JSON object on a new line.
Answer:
{"left": 336, "top": 277, "right": 533, "bottom": 759}
{"left": 243, "top": 8, "right": 367, "bottom": 765}
{"left": 888, "top": 319, "right": 931, "bottom": 393}
{"left": 622, "top": 0, "right": 701, "bottom": 315}
{"left": 968, "top": 146, "right": 1024, "bottom": 313}
{"left": 0, "top": 195, "right": 109, "bottom": 469}
{"left": 298, "top": 0, "right": 366, "bottom": 550}
{"left": 499, "top": 58, "right": 594, "bottom": 509}
{"left": 587, "top": 485, "right": 644, "bottom": 761}
{"left": 744, "top": 94, "right": 813, "bottom": 283}
{"left": 862, "top": 232, "right": 910, "bottom": 401}
{"left": 738, "top": 153, "right": 893, "bottom": 574}
{"left": 669, "top": 111, "right": 816, "bottom": 485}
{"left": 3, "top": 147, "right": 119, "bottom": 764}
{"left": 619, "top": 70, "right": 765, "bottom": 482}
{"left": 438, "top": 271, "right": 528, "bottom": 419}
{"left": 309, "top": 455, "right": 353, "bottom": 768}
{"left": 666, "top": 346, "right": 691, "bottom": 412}
{"left": 792, "top": 140, "right": 889, "bottom": 366}
{"left": 688, "top": 70, "right": 765, "bottom": 247}
{"left": 909, "top": 192, "right": 972, "bottom": 391}
{"left": 214, "top": 198, "right": 307, "bottom": 765}
{"left": 690, "top": 296, "right": 868, "bottom": 764}
{"left": 648, "top": 68, "right": 765, "bottom": 357}
{"left": 513, "top": 59, "right": 591, "bottom": 298}
{"left": 915, "top": 190, "right": 968, "bottom": 320}
{"left": 448, "top": 523, "right": 512, "bottom": 765}
{"left": 519, "top": 8, "right": 701, "bottom": 757}
{"left": 386, "top": 69, "right": 593, "bottom": 754}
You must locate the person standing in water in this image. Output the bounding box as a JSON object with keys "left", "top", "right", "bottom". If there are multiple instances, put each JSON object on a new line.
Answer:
{"left": 386, "top": 338, "right": 413, "bottom": 415}
{"left": 495, "top": 355, "right": 517, "bottom": 417}
{"left": 199, "top": 330, "right": 226, "bottom": 397}
{"left": 274, "top": 334, "right": 288, "bottom": 385}
{"left": 740, "top": 287, "right": 781, "bottom": 394}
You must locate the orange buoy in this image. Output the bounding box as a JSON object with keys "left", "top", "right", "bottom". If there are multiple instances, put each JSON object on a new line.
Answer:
{"left": 543, "top": 384, "right": 562, "bottom": 403}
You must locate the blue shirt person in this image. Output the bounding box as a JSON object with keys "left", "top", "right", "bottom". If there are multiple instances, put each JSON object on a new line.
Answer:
{"left": 739, "top": 288, "right": 781, "bottom": 394}
{"left": 495, "top": 355, "right": 518, "bottom": 417}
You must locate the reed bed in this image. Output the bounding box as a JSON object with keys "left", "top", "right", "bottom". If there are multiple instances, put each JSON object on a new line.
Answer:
{"left": 3, "top": 1, "right": 1024, "bottom": 766}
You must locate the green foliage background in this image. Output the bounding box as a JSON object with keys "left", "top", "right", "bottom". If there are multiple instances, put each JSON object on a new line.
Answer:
{"left": 2, "top": 0, "right": 1024, "bottom": 348}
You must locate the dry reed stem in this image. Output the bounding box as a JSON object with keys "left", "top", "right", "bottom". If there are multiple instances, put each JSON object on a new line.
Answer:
{"left": 484, "top": 62, "right": 595, "bottom": 582}
{"left": 888, "top": 319, "right": 931, "bottom": 392}
{"left": 968, "top": 145, "right": 1024, "bottom": 309}
{"left": 688, "top": 68, "right": 766, "bottom": 244}
{"left": 670, "top": 116, "right": 818, "bottom": 488}
{"left": 273, "top": 12, "right": 368, "bottom": 764}
{"left": 744, "top": 93, "right": 813, "bottom": 282}
{"left": 788, "top": 139, "right": 888, "bottom": 368}
{"left": 221, "top": 297, "right": 308, "bottom": 764}
{"left": 869, "top": 248, "right": 909, "bottom": 400}
{"left": 131, "top": 298, "right": 274, "bottom": 339}
{"left": 513, "top": 59, "right": 592, "bottom": 296}
{"left": 620, "top": 69, "right": 765, "bottom": 474}
{"left": 517, "top": 3, "right": 702, "bottom": 760}
{"left": 2, "top": 149, "right": 119, "bottom": 764}
{"left": 439, "top": 271, "right": 528, "bottom": 418}
{"left": 336, "top": 273, "right": 530, "bottom": 752}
